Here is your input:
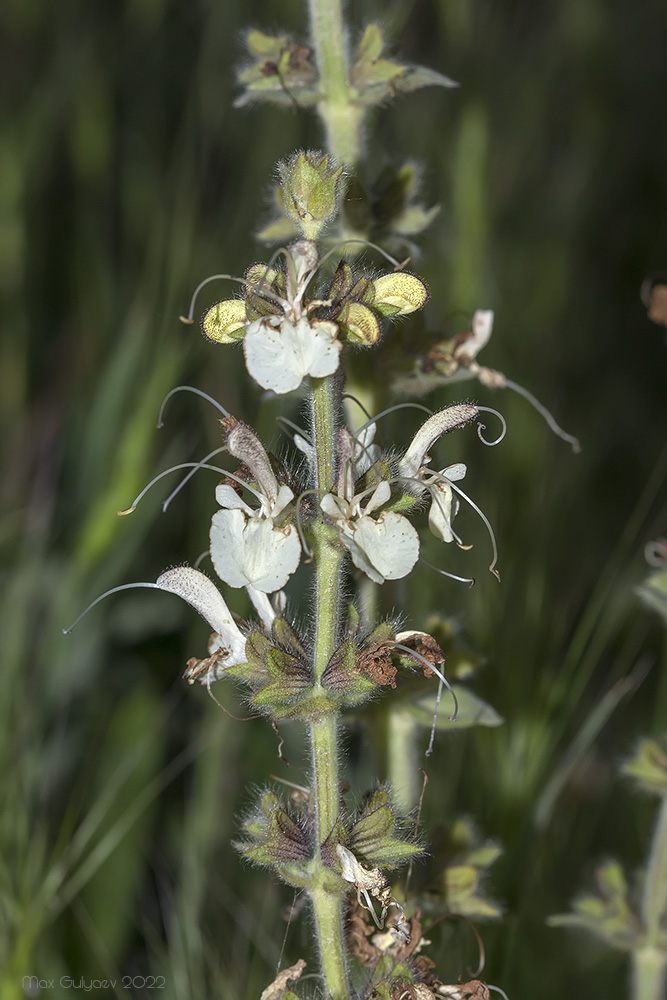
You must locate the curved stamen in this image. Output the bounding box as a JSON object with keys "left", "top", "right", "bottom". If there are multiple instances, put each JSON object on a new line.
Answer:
{"left": 487, "top": 986, "right": 510, "bottom": 1000}
{"left": 391, "top": 642, "right": 458, "bottom": 721}
{"left": 420, "top": 557, "right": 475, "bottom": 587}
{"left": 426, "top": 678, "right": 444, "bottom": 756}
{"left": 63, "top": 583, "right": 163, "bottom": 634}
{"left": 317, "top": 238, "right": 404, "bottom": 273}
{"left": 342, "top": 393, "right": 372, "bottom": 422}
{"left": 371, "top": 474, "right": 466, "bottom": 547}
{"left": 180, "top": 272, "right": 286, "bottom": 323}
{"left": 117, "top": 463, "right": 263, "bottom": 515}
{"left": 193, "top": 549, "right": 209, "bottom": 569}
{"left": 474, "top": 406, "right": 507, "bottom": 446}
{"left": 157, "top": 386, "right": 229, "bottom": 428}
{"left": 354, "top": 402, "right": 434, "bottom": 441}
{"left": 162, "top": 446, "right": 228, "bottom": 512}
{"left": 276, "top": 415, "right": 313, "bottom": 445}
{"left": 246, "top": 247, "right": 292, "bottom": 316}
{"left": 434, "top": 470, "right": 500, "bottom": 580}
{"left": 504, "top": 378, "right": 580, "bottom": 453}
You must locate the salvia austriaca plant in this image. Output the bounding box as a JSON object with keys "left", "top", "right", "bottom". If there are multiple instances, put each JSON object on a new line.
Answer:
{"left": 64, "top": 1, "right": 584, "bottom": 996}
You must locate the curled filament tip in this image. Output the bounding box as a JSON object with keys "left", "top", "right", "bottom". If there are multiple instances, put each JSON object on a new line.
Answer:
{"left": 475, "top": 406, "right": 507, "bottom": 446}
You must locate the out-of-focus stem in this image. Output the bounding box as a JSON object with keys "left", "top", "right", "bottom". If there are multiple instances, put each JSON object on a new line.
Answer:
{"left": 386, "top": 708, "right": 420, "bottom": 814}
{"left": 633, "top": 796, "right": 667, "bottom": 1000}
{"left": 308, "top": 0, "right": 364, "bottom": 165}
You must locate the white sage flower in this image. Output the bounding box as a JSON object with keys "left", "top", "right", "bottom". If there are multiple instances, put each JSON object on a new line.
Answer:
{"left": 156, "top": 567, "right": 247, "bottom": 682}
{"left": 241, "top": 240, "right": 342, "bottom": 394}
{"left": 321, "top": 431, "right": 419, "bottom": 585}
{"left": 399, "top": 404, "right": 478, "bottom": 545}
{"left": 210, "top": 419, "right": 301, "bottom": 592}
{"left": 244, "top": 314, "right": 342, "bottom": 393}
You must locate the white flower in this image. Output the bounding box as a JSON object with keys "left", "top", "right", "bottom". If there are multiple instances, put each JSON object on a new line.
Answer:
{"left": 241, "top": 240, "right": 342, "bottom": 394}
{"left": 243, "top": 315, "right": 341, "bottom": 393}
{"left": 210, "top": 419, "right": 301, "bottom": 592}
{"left": 156, "top": 567, "right": 247, "bottom": 681}
{"left": 399, "top": 405, "right": 478, "bottom": 545}
{"left": 321, "top": 431, "right": 419, "bottom": 584}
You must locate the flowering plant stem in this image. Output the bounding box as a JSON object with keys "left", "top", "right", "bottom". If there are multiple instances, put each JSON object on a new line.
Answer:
{"left": 309, "top": 374, "right": 349, "bottom": 998}
{"left": 308, "top": 0, "right": 363, "bottom": 165}
{"left": 633, "top": 796, "right": 667, "bottom": 1000}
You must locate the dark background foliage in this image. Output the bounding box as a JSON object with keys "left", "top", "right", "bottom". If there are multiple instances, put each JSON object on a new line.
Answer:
{"left": 1, "top": 0, "right": 665, "bottom": 997}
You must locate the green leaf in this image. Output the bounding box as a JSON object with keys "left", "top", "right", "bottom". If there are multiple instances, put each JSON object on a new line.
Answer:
{"left": 357, "top": 24, "right": 384, "bottom": 63}
{"left": 272, "top": 617, "right": 308, "bottom": 659}
{"left": 350, "top": 789, "right": 421, "bottom": 867}
{"left": 408, "top": 685, "right": 503, "bottom": 730}
{"left": 393, "top": 64, "right": 459, "bottom": 93}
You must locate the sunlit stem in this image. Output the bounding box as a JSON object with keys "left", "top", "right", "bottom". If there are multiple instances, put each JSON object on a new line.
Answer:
{"left": 157, "top": 385, "right": 229, "bottom": 428}
{"left": 308, "top": 0, "right": 363, "bottom": 167}
{"left": 117, "top": 463, "right": 262, "bottom": 516}
{"left": 63, "top": 583, "right": 162, "bottom": 634}
{"left": 308, "top": 374, "right": 348, "bottom": 999}
{"left": 503, "top": 377, "right": 581, "bottom": 453}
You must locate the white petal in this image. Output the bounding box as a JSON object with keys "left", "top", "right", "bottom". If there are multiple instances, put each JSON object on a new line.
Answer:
{"left": 466, "top": 309, "right": 494, "bottom": 358}
{"left": 321, "top": 492, "right": 349, "bottom": 521}
{"left": 294, "top": 433, "right": 316, "bottom": 469}
{"left": 243, "top": 317, "right": 341, "bottom": 394}
{"left": 215, "top": 483, "right": 254, "bottom": 513}
{"left": 272, "top": 483, "right": 295, "bottom": 518}
{"left": 361, "top": 479, "right": 391, "bottom": 515}
{"left": 210, "top": 509, "right": 301, "bottom": 592}
{"left": 440, "top": 463, "right": 467, "bottom": 482}
{"left": 428, "top": 481, "right": 455, "bottom": 542}
{"left": 156, "top": 566, "right": 245, "bottom": 660}
{"left": 348, "top": 513, "right": 420, "bottom": 582}
{"left": 245, "top": 585, "right": 276, "bottom": 629}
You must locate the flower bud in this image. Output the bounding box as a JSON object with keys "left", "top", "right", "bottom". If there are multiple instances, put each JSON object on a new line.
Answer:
{"left": 278, "top": 150, "right": 344, "bottom": 240}
{"left": 372, "top": 272, "right": 428, "bottom": 317}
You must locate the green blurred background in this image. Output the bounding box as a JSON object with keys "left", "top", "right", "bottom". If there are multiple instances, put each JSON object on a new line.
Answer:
{"left": 1, "top": 0, "right": 666, "bottom": 997}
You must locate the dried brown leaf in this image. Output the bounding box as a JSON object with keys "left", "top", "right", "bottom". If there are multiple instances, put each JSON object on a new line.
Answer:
{"left": 260, "top": 959, "right": 306, "bottom": 1000}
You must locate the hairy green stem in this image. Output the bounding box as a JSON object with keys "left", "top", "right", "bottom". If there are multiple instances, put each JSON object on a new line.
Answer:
{"left": 308, "top": 0, "right": 364, "bottom": 165}
{"left": 308, "top": 375, "right": 348, "bottom": 998}
{"left": 633, "top": 796, "right": 667, "bottom": 1000}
